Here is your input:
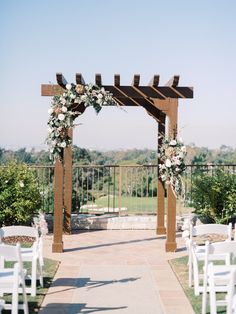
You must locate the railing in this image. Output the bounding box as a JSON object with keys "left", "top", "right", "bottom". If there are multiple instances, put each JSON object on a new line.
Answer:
{"left": 72, "top": 165, "right": 158, "bottom": 215}
{"left": 2, "top": 164, "right": 235, "bottom": 215}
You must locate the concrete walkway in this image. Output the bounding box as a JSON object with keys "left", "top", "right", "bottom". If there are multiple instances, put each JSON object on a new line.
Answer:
{"left": 39, "top": 230, "right": 194, "bottom": 314}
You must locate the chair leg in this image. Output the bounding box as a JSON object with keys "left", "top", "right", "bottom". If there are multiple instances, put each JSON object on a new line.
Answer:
{"left": 31, "top": 258, "right": 37, "bottom": 297}
{"left": 21, "top": 281, "right": 29, "bottom": 314}
{"left": 38, "top": 260, "right": 44, "bottom": 287}
{"left": 192, "top": 256, "right": 200, "bottom": 295}
{"left": 12, "top": 267, "right": 19, "bottom": 314}
{"left": 188, "top": 253, "right": 193, "bottom": 287}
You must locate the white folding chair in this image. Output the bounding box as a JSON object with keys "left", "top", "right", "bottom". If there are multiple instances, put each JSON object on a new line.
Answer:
{"left": 202, "top": 241, "right": 236, "bottom": 314}
{"left": 187, "top": 223, "right": 232, "bottom": 295}
{"left": 226, "top": 268, "right": 236, "bottom": 314}
{"left": 0, "top": 300, "right": 5, "bottom": 313}
{"left": 0, "top": 226, "right": 44, "bottom": 297}
{"left": 0, "top": 243, "right": 28, "bottom": 314}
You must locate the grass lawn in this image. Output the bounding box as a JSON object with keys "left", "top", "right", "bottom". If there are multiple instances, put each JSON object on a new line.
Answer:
{"left": 2, "top": 257, "right": 59, "bottom": 313}
{"left": 87, "top": 195, "right": 193, "bottom": 215}
{"left": 169, "top": 256, "right": 227, "bottom": 314}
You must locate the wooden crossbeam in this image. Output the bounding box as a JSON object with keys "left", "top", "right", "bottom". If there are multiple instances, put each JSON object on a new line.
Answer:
{"left": 166, "top": 75, "right": 179, "bottom": 87}
{"left": 76, "top": 73, "right": 85, "bottom": 85}
{"left": 41, "top": 84, "right": 193, "bottom": 99}
{"left": 95, "top": 73, "right": 102, "bottom": 86}
{"left": 56, "top": 73, "right": 67, "bottom": 88}
{"left": 114, "top": 74, "right": 120, "bottom": 86}
{"left": 132, "top": 74, "right": 140, "bottom": 87}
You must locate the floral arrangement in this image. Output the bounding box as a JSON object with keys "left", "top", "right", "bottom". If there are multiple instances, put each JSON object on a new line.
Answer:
{"left": 158, "top": 136, "right": 187, "bottom": 196}
{"left": 33, "top": 211, "right": 48, "bottom": 236}
{"left": 47, "top": 83, "right": 118, "bottom": 161}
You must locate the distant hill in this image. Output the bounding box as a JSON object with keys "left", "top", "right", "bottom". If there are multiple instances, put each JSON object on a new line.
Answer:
{"left": 0, "top": 144, "right": 236, "bottom": 165}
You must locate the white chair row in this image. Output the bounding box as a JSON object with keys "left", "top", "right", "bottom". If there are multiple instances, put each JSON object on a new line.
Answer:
{"left": 202, "top": 241, "right": 236, "bottom": 314}
{"left": 0, "top": 243, "right": 28, "bottom": 314}
{"left": 186, "top": 223, "right": 232, "bottom": 295}
{"left": 184, "top": 222, "right": 236, "bottom": 313}
{"left": 0, "top": 226, "right": 44, "bottom": 297}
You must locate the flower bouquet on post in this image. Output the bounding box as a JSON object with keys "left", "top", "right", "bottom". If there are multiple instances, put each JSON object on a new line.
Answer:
{"left": 158, "top": 136, "right": 187, "bottom": 197}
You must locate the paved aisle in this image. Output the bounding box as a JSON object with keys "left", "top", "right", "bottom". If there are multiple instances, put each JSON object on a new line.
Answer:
{"left": 39, "top": 230, "right": 194, "bottom": 314}
{"left": 70, "top": 265, "right": 162, "bottom": 314}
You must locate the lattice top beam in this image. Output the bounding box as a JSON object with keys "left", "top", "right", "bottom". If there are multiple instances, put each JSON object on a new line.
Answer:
{"left": 42, "top": 73, "right": 193, "bottom": 99}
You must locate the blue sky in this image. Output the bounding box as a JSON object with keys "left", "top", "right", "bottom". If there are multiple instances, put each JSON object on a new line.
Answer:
{"left": 1, "top": 0, "right": 236, "bottom": 150}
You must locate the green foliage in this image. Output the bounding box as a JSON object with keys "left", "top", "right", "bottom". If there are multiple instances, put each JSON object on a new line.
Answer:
{"left": 0, "top": 162, "right": 42, "bottom": 226}
{"left": 192, "top": 169, "right": 236, "bottom": 223}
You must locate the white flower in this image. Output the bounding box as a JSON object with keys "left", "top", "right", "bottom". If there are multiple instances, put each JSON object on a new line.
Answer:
{"left": 81, "top": 95, "right": 87, "bottom": 101}
{"left": 161, "top": 175, "right": 167, "bottom": 181}
{"left": 60, "top": 142, "right": 66, "bottom": 148}
{"left": 66, "top": 84, "right": 72, "bottom": 90}
{"left": 96, "top": 98, "right": 102, "bottom": 105}
{"left": 70, "top": 94, "right": 76, "bottom": 99}
{"left": 61, "top": 98, "right": 66, "bottom": 105}
{"left": 61, "top": 106, "right": 67, "bottom": 113}
{"left": 165, "top": 159, "right": 172, "bottom": 167}
{"left": 48, "top": 108, "right": 53, "bottom": 115}
{"left": 170, "top": 140, "right": 177, "bottom": 146}
{"left": 19, "top": 181, "right": 24, "bottom": 188}
{"left": 181, "top": 146, "right": 186, "bottom": 152}
{"left": 97, "top": 93, "right": 103, "bottom": 99}
{"left": 58, "top": 113, "right": 65, "bottom": 121}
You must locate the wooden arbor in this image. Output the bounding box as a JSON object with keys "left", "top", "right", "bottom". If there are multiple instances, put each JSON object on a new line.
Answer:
{"left": 41, "top": 73, "right": 193, "bottom": 253}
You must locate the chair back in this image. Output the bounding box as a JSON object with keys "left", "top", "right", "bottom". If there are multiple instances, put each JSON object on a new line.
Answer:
{"left": 227, "top": 268, "right": 236, "bottom": 314}
{"left": 207, "top": 240, "right": 236, "bottom": 256}
{"left": 0, "top": 243, "right": 23, "bottom": 269}
{"left": 190, "top": 223, "right": 232, "bottom": 241}
{"left": 0, "top": 226, "right": 39, "bottom": 243}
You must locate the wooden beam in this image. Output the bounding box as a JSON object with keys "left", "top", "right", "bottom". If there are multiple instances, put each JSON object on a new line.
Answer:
{"left": 56, "top": 73, "right": 67, "bottom": 88}
{"left": 165, "top": 98, "right": 178, "bottom": 252}
{"left": 76, "top": 73, "right": 85, "bottom": 85}
{"left": 63, "top": 128, "right": 73, "bottom": 234}
{"left": 132, "top": 74, "right": 140, "bottom": 87}
{"left": 114, "top": 74, "right": 120, "bottom": 86}
{"left": 42, "top": 83, "right": 193, "bottom": 99}
{"left": 95, "top": 73, "right": 102, "bottom": 86}
{"left": 132, "top": 82, "right": 162, "bottom": 121}
{"left": 157, "top": 112, "right": 166, "bottom": 235}
{"left": 41, "top": 84, "right": 64, "bottom": 96}
{"left": 149, "top": 75, "right": 160, "bottom": 87}
{"left": 52, "top": 159, "right": 64, "bottom": 253}
{"left": 165, "top": 75, "right": 179, "bottom": 87}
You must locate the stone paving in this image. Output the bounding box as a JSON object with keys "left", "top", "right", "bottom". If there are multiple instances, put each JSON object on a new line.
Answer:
{"left": 39, "top": 230, "right": 194, "bottom": 314}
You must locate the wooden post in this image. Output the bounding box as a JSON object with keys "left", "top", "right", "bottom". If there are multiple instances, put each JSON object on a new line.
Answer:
{"left": 156, "top": 115, "right": 166, "bottom": 235}
{"left": 165, "top": 98, "right": 178, "bottom": 252}
{"left": 52, "top": 159, "right": 64, "bottom": 252}
{"left": 63, "top": 128, "right": 73, "bottom": 234}
{"left": 118, "top": 166, "right": 122, "bottom": 217}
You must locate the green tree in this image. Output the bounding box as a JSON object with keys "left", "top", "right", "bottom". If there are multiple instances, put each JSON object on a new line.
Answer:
{"left": 192, "top": 169, "right": 236, "bottom": 223}
{"left": 0, "top": 162, "right": 42, "bottom": 226}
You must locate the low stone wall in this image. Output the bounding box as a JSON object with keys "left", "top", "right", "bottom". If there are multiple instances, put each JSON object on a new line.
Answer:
{"left": 45, "top": 213, "right": 196, "bottom": 231}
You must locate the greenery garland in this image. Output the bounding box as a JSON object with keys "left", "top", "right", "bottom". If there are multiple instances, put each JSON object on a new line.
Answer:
{"left": 158, "top": 136, "right": 187, "bottom": 196}
{"left": 47, "top": 83, "right": 118, "bottom": 161}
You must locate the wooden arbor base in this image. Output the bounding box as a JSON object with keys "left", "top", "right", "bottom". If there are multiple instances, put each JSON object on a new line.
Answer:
{"left": 52, "top": 242, "right": 64, "bottom": 253}
{"left": 165, "top": 242, "right": 177, "bottom": 252}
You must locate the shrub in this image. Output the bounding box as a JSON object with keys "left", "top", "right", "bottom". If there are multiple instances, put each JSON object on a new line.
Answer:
{"left": 0, "top": 162, "right": 42, "bottom": 226}
{"left": 192, "top": 169, "right": 236, "bottom": 223}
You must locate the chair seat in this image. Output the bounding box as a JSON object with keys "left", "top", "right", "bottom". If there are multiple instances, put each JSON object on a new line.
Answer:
{"left": 195, "top": 245, "right": 229, "bottom": 261}
{"left": 0, "top": 299, "right": 5, "bottom": 312}
{"left": 0, "top": 268, "right": 27, "bottom": 286}
{"left": 5, "top": 247, "right": 37, "bottom": 262}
